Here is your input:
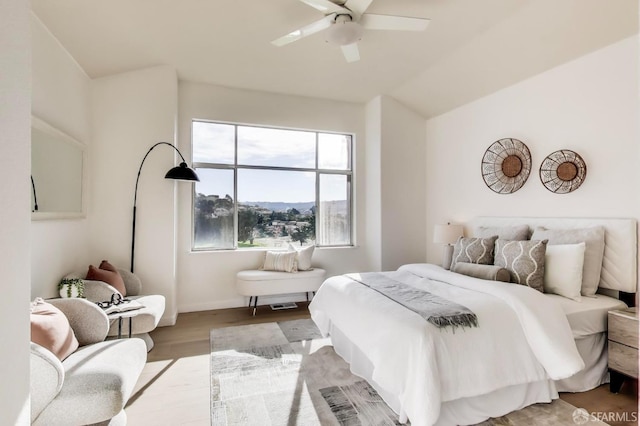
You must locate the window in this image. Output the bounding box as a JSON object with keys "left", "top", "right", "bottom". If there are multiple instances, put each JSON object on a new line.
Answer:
{"left": 192, "top": 120, "right": 353, "bottom": 250}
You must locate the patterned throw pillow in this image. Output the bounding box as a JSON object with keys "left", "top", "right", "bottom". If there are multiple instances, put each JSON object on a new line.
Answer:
{"left": 450, "top": 236, "right": 498, "bottom": 270}
{"left": 494, "top": 239, "right": 548, "bottom": 292}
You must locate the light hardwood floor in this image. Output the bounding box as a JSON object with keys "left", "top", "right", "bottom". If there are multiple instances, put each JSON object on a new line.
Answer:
{"left": 125, "top": 304, "right": 638, "bottom": 426}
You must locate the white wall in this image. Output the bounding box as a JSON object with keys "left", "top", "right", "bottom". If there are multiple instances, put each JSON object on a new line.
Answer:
{"left": 30, "top": 13, "right": 91, "bottom": 298}
{"left": 364, "top": 97, "right": 382, "bottom": 271}
{"left": 425, "top": 36, "right": 640, "bottom": 265}
{"left": 90, "top": 66, "right": 180, "bottom": 325}
{"left": 365, "top": 96, "right": 428, "bottom": 271}
{"left": 177, "top": 82, "right": 372, "bottom": 311}
{"left": 0, "top": 0, "right": 31, "bottom": 423}
{"left": 380, "top": 96, "right": 427, "bottom": 270}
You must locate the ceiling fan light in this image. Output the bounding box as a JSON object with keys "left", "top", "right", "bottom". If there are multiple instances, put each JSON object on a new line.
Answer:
{"left": 326, "top": 20, "right": 363, "bottom": 46}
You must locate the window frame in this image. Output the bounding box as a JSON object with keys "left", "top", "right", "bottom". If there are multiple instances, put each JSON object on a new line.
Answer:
{"left": 191, "top": 119, "right": 354, "bottom": 251}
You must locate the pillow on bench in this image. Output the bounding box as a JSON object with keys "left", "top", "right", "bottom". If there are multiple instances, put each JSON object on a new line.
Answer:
{"left": 261, "top": 251, "right": 298, "bottom": 273}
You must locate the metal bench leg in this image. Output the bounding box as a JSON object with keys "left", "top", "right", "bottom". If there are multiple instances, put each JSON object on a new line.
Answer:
{"left": 252, "top": 296, "right": 258, "bottom": 316}
{"left": 248, "top": 296, "right": 253, "bottom": 308}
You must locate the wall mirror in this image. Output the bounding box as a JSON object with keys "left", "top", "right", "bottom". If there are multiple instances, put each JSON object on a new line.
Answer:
{"left": 31, "top": 116, "right": 86, "bottom": 220}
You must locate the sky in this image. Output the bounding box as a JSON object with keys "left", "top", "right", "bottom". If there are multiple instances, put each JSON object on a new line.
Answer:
{"left": 192, "top": 121, "right": 350, "bottom": 202}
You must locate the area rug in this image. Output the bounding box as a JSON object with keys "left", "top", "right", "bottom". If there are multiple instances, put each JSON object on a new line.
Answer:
{"left": 210, "top": 319, "right": 605, "bottom": 425}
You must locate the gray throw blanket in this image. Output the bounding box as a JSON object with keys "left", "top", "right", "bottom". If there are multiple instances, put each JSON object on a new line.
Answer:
{"left": 346, "top": 272, "right": 478, "bottom": 330}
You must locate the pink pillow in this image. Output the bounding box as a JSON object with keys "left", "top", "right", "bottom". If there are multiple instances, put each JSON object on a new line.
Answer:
{"left": 31, "top": 298, "right": 79, "bottom": 361}
{"left": 86, "top": 263, "right": 127, "bottom": 296}
{"left": 99, "top": 259, "right": 118, "bottom": 273}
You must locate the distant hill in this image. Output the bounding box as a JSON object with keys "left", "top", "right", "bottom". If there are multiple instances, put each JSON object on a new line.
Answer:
{"left": 240, "top": 201, "right": 315, "bottom": 212}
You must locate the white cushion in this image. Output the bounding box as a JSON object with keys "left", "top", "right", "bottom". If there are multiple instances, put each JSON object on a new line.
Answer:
{"left": 544, "top": 242, "right": 585, "bottom": 301}
{"left": 530, "top": 226, "right": 604, "bottom": 297}
{"left": 261, "top": 251, "right": 298, "bottom": 272}
{"left": 288, "top": 243, "right": 315, "bottom": 271}
{"left": 237, "top": 269, "right": 326, "bottom": 296}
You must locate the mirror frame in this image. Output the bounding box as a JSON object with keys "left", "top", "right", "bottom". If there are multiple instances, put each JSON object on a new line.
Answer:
{"left": 31, "top": 116, "right": 87, "bottom": 220}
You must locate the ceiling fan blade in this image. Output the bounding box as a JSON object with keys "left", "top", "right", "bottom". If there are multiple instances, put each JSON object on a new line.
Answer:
{"left": 341, "top": 43, "right": 360, "bottom": 63}
{"left": 298, "top": 0, "right": 349, "bottom": 14}
{"left": 271, "top": 14, "right": 335, "bottom": 47}
{"left": 360, "top": 14, "right": 430, "bottom": 31}
{"left": 344, "top": 0, "right": 373, "bottom": 16}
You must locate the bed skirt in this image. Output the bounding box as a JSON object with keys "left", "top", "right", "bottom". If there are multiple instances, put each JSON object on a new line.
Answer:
{"left": 555, "top": 333, "right": 609, "bottom": 392}
{"left": 326, "top": 321, "right": 558, "bottom": 425}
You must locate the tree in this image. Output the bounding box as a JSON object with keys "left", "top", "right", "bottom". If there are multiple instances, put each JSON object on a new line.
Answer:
{"left": 195, "top": 194, "right": 214, "bottom": 215}
{"left": 287, "top": 208, "right": 300, "bottom": 221}
{"left": 290, "top": 224, "right": 311, "bottom": 246}
{"left": 238, "top": 208, "right": 259, "bottom": 244}
{"left": 271, "top": 211, "right": 287, "bottom": 222}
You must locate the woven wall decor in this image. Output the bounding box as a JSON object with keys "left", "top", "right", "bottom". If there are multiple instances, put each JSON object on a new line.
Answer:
{"left": 481, "top": 138, "right": 532, "bottom": 194}
{"left": 539, "top": 149, "right": 587, "bottom": 194}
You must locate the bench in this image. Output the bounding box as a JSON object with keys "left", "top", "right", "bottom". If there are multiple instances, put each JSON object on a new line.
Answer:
{"left": 236, "top": 268, "right": 326, "bottom": 315}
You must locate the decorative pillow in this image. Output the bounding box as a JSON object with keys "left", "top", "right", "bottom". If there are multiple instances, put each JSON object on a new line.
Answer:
{"left": 544, "top": 243, "right": 585, "bottom": 302}
{"left": 287, "top": 243, "right": 315, "bottom": 271}
{"left": 494, "top": 239, "right": 548, "bottom": 292}
{"left": 452, "top": 263, "right": 511, "bottom": 283}
{"left": 450, "top": 236, "right": 498, "bottom": 270}
{"left": 261, "top": 251, "right": 298, "bottom": 273}
{"left": 30, "top": 298, "right": 79, "bottom": 361}
{"left": 531, "top": 226, "right": 604, "bottom": 297}
{"left": 86, "top": 263, "right": 127, "bottom": 296}
{"left": 474, "top": 225, "right": 529, "bottom": 241}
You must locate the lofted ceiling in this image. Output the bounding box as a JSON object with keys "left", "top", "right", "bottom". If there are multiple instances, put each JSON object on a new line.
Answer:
{"left": 32, "top": 0, "right": 638, "bottom": 118}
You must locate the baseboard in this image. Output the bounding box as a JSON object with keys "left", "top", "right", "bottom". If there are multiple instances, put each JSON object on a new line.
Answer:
{"left": 177, "top": 298, "right": 243, "bottom": 313}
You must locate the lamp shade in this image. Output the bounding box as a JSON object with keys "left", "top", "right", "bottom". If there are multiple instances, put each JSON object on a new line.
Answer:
{"left": 164, "top": 162, "right": 200, "bottom": 182}
{"left": 433, "top": 223, "right": 463, "bottom": 245}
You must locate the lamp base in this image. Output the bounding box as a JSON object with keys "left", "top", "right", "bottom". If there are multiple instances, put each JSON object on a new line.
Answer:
{"left": 442, "top": 245, "right": 454, "bottom": 270}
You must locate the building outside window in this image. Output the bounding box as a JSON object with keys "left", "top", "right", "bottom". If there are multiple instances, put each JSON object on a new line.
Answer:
{"left": 192, "top": 120, "right": 353, "bottom": 250}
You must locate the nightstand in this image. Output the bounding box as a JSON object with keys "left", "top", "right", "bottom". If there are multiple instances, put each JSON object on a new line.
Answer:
{"left": 608, "top": 307, "right": 638, "bottom": 393}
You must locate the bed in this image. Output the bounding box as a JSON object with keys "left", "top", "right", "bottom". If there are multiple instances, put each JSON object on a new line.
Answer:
{"left": 309, "top": 217, "right": 637, "bottom": 426}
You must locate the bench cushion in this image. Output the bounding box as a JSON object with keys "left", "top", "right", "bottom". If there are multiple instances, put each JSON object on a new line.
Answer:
{"left": 237, "top": 269, "right": 326, "bottom": 297}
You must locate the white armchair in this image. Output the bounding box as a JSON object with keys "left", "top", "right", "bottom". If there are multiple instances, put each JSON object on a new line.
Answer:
{"left": 66, "top": 267, "right": 166, "bottom": 351}
{"left": 30, "top": 298, "right": 146, "bottom": 426}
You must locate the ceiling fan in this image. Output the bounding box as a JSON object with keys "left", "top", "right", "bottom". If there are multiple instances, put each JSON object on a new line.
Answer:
{"left": 271, "top": 0, "right": 430, "bottom": 63}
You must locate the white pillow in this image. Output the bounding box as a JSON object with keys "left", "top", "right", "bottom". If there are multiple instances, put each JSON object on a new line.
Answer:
{"left": 261, "top": 251, "right": 298, "bottom": 273}
{"left": 544, "top": 242, "right": 586, "bottom": 301}
{"left": 287, "top": 243, "right": 315, "bottom": 271}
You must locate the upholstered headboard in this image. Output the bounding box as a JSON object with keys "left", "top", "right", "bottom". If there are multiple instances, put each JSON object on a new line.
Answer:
{"left": 469, "top": 217, "right": 637, "bottom": 293}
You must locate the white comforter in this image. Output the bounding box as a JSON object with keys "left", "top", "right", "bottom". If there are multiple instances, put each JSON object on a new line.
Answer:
{"left": 309, "top": 263, "right": 584, "bottom": 426}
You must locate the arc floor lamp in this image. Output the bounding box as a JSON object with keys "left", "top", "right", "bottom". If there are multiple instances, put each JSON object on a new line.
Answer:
{"left": 131, "top": 142, "right": 199, "bottom": 273}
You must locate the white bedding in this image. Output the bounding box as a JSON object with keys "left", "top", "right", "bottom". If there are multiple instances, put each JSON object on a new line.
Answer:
{"left": 545, "top": 293, "right": 627, "bottom": 337}
{"left": 309, "top": 263, "right": 584, "bottom": 426}
{"left": 548, "top": 293, "right": 627, "bottom": 392}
